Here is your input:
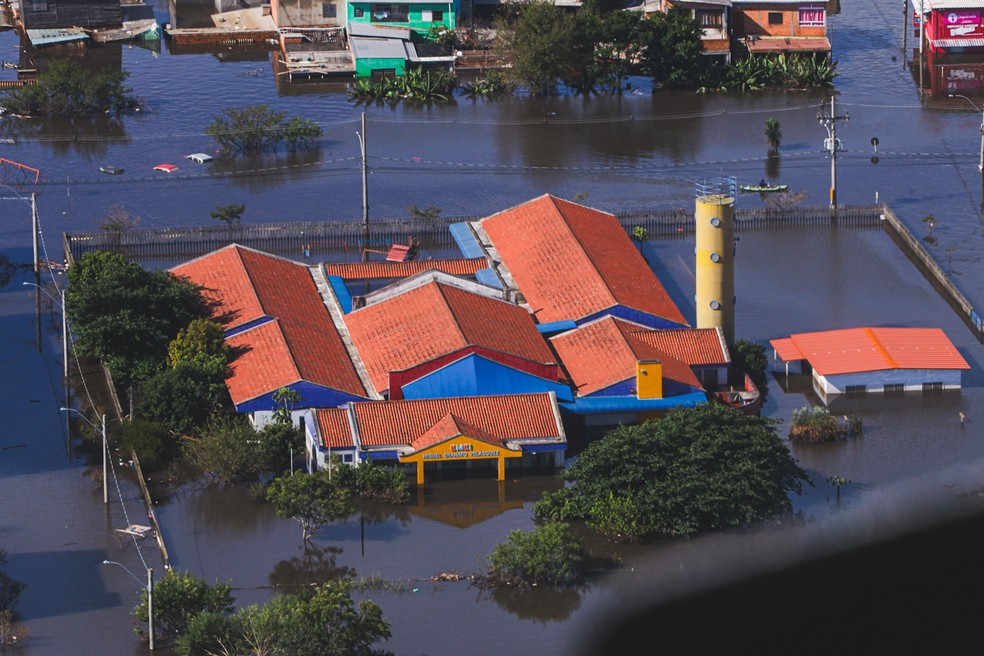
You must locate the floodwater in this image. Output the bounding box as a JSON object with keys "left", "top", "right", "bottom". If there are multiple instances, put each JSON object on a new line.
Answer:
{"left": 3, "top": 0, "right": 984, "bottom": 654}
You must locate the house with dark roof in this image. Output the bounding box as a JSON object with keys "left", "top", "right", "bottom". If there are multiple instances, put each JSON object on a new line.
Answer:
{"left": 455, "top": 194, "right": 690, "bottom": 330}
{"left": 343, "top": 270, "right": 572, "bottom": 402}
{"left": 171, "top": 244, "right": 378, "bottom": 425}
{"left": 303, "top": 392, "right": 567, "bottom": 484}
{"left": 550, "top": 316, "right": 718, "bottom": 426}
{"left": 770, "top": 327, "right": 970, "bottom": 403}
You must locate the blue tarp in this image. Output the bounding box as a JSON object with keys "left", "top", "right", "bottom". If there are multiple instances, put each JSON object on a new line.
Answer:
{"left": 327, "top": 275, "right": 352, "bottom": 314}
{"left": 536, "top": 320, "right": 578, "bottom": 335}
{"left": 475, "top": 268, "right": 502, "bottom": 289}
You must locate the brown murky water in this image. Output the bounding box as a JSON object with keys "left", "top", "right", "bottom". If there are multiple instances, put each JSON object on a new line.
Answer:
{"left": 3, "top": 0, "right": 984, "bottom": 653}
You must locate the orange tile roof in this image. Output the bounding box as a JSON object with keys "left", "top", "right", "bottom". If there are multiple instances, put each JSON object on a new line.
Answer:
{"left": 351, "top": 393, "right": 563, "bottom": 447}
{"left": 480, "top": 195, "right": 687, "bottom": 326}
{"left": 628, "top": 327, "right": 729, "bottom": 366}
{"left": 408, "top": 413, "right": 509, "bottom": 452}
{"left": 345, "top": 280, "right": 556, "bottom": 394}
{"left": 769, "top": 327, "right": 970, "bottom": 376}
{"left": 323, "top": 258, "right": 488, "bottom": 280}
{"left": 315, "top": 408, "right": 354, "bottom": 449}
{"left": 746, "top": 37, "right": 832, "bottom": 53}
{"left": 550, "top": 317, "right": 702, "bottom": 396}
{"left": 172, "top": 245, "right": 368, "bottom": 402}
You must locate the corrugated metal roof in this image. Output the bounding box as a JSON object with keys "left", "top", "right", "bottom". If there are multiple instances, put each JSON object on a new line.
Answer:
{"left": 480, "top": 194, "right": 688, "bottom": 326}
{"left": 746, "top": 37, "right": 832, "bottom": 53}
{"left": 550, "top": 316, "right": 701, "bottom": 396}
{"left": 349, "top": 35, "right": 410, "bottom": 60}
{"left": 928, "top": 0, "right": 984, "bottom": 9}
{"left": 171, "top": 244, "right": 369, "bottom": 402}
{"left": 345, "top": 280, "right": 556, "bottom": 394}
{"left": 932, "top": 38, "right": 984, "bottom": 47}
{"left": 769, "top": 337, "right": 804, "bottom": 362}
{"left": 351, "top": 393, "right": 563, "bottom": 447}
{"left": 770, "top": 327, "right": 970, "bottom": 375}
{"left": 323, "top": 258, "right": 487, "bottom": 280}
{"left": 26, "top": 28, "right": 88, "bottom": 46}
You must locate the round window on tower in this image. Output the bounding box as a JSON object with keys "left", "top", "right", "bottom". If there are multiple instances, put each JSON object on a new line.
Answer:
{"left": 710, "top": 300, "right": 721, "bottom": 310}
{"left": 710, "top": 217, "right": 721, "bottom": 227}
{"left": 710, "top": 252, "right": 721, "bottom": 263}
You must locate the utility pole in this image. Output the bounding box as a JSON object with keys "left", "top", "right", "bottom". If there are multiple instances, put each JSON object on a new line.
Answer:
{"left": 102, "top": 413, "right": 108, "bottom": 505}
{"left": 902, "top": 0, "right": 908, "bottom": 70}
{"left": 918, "top": 0, "right": 924, "bottom": 94}
{"left": 32, "top": 192, "right": 41, "bottom": 353}
{"left": 358, "top": 112, "right": 369, "bottom": 262}
{"left": 61, "top": 288, "right": 68, "bottom": 382}
{"left": 817, "top": 96, "right": 849, "bottom": 209}
{"left": 148, "top": 567, "right": 155, "bottom": 651}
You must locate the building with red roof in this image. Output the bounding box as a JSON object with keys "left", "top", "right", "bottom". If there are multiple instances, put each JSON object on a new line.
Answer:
{"left": 550, "top": 317, "right": 713, "bottom": 425}
{"left": 463, "top": 194, "right": 689, "bottom": 330}
{"left": 303, "top": 392, "right": 567, "bottom": 484}
{"left": 343, "top": 270, "right": 572, "bottom": 401}
{"left": 770, "top": 327, "right": 970, "bottom": 402}
{"left": 171, "top": 244, "right": 377, "bottom": 420}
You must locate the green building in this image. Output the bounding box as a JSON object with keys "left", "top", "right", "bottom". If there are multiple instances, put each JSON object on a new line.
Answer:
{"left": 347, "top": 0, "right": 456, "bottom": 35}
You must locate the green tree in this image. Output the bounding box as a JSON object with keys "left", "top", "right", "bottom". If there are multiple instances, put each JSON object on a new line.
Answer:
{"left": 116, "top": 420, "right": 180, "bottom": 471}
{"left": 272, "top": 386, "right": 303, "bottom": 425}
{"left": 535, "top": 403, "right": 810, "bottom": 541}
{"left": 0, "top": 548, "right": 25, "bottom": 612}
{"left": 136, "top": 360, "right": 231, "bottom": 437}
{"left": 65, "top": 251, "right": 212, "bottom": 387}
{"left": 167, "top": 318, "right": 229, "bottom": 371}
{"left": 592, "top": 9, "right": 646, "bottom": 93}
{"left": 176, "top": 581, "right": 392, "bottom": 656}
{"left": 266, "top": 472, "right": 352, "bottom": 543}
{"left": 209, "top": 203, "right": 245, "bottom": 227}
{"left": 134, "top": 569, "right": 233, "bottom": 643}
{"left": 765, "top": 116, "right": 782, "bottom": 153}
{"left": 183, "top": 417, "right": 264, "bottom": 484}
{"left": 330, "top": 457, "right": 411, "bottom": 503}
{"left": 486, "top": 522, "right": 590, "bottom": 586}
{"left": 206, "top": 104, "right": 321, "bottom": 154}
{"left": 1, "top": 58, "right": 139, "bottom": 117}
{"left": 638, "top": 5, "right": 707, "bottom": 89}
{"left": 496, "top": 0, "right": 591, "bottom": 95}
{"left": 733, "top": 338, "right": 768, "bottom": 393}
{"left": 258, "top": 422, "right": 304, "bottom": 477}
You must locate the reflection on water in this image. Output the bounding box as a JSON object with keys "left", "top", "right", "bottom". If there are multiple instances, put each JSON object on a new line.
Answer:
{"left": 268, "top": 543, "right": 356, "bottom": 589}
{"left": 480, "top": 584, "right": 585, "bottom": 623}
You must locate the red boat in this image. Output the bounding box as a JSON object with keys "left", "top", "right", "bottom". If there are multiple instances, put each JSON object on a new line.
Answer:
{"left": 713, "top": 373, "right": 763, "bottom": 415}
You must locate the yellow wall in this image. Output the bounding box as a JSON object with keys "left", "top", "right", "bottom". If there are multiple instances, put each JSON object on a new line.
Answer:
{"left": 695, "top": 193, "right": 735, "bottom": 347}
{"left": 636, "top": 360, "right": 663, "bottom": 399}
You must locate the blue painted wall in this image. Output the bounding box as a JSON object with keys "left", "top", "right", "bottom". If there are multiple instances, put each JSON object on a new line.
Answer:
{"left": 236, "top": 380, "right": 368, "bottom": 414}
{"left": 400, "top": 353, "right": 574, "bottom": 401}
{"left": 578, "top": 305, "right": 689, "bottom": 331}
{"left": 587, "top": 377, "right": 700, "bottom": 398}
{"left": 225, "top": 315, "right": 274, "bottom": 338}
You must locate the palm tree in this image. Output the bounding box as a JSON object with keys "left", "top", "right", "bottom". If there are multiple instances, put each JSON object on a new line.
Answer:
{"left": 765, "top": 117, "right": 782, "bottom": 154}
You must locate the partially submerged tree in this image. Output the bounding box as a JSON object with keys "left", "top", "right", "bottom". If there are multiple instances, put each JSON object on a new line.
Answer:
{"left": 485, "top": 522, "right": 590, "bottom": 587}
{"left": 765, "top": 116, "right": 782, "bottom": 154}
{"left": 209, "top": 203, "right": 245, "bottom": 226}
{"left": 638, "top": 6, "right": 707, "bottom": 89}
{"left": 182, "top": 417, "right": 265, "bottom": 485}
{"left": 1, "top": 59, "right": 139, "bottom": 117}
{"left": 206, "top": 105, "right": 321, "bottom": 154}
{"left": 0, "top": 548, "right": 25, "bottom": 613}
{"left": 65, "top": 251, "right": 212, "bottom": 387}
{"left": 266, "top": 472, "right": 352, "bottom": 543}
{"left": 134, "top": 569, "right": 233, "bottom": 644}
{"left": 535, "top": 403, "right": 810, "bottom": 541}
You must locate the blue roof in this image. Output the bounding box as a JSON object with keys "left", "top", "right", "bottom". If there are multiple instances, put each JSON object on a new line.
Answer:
{"left": 450, "top": 222, "right": 485, "bottom": 259}
{"left": 475, "top": 268, "right": 502, "bottom": 289}
{"left": 327, "top": 275, "right": 352, "bottom": 314}
{"left": 536, "top": 320, "right": 578, "bottom": 335}
{"left": 560, "top": 392, "right": 709, "bottom": 415}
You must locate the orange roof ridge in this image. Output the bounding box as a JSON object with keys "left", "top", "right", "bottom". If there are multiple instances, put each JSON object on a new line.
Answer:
{"left": 863, "top": 327, "right": 898, "bottom": 369}
{"left": 435, "top": 282, "right": 471, "bottom": 348}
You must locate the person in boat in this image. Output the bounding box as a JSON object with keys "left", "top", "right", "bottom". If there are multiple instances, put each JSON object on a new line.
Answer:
{"left": 759, "top": 178, "right": 766, "bottom": 188}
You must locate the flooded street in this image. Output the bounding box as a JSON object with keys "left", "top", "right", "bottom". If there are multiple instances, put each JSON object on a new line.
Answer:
{"left": 3, "top": 0, "right": 984, "bottom": 653}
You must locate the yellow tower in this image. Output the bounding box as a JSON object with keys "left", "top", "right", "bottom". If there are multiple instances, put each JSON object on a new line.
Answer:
{"left": 694, "top": 177, "right": 736, "bottom": 347}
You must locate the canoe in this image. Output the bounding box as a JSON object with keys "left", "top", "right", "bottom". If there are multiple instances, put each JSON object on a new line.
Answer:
{"left": 740, "top": 184, "right": 788, "bottom": 193}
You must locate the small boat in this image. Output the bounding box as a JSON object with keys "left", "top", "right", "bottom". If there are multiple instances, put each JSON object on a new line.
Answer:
{"left": 740, "top": 183, "right": 788, "bottom": 193}
{"left": 712, "top": 374, "right": 763, "bottom": 416}
{"left": 154, "top": 164, "right": 178, "bottom": 173}
{"left": 99, "top": 165, "right": 124, "bottom": 175}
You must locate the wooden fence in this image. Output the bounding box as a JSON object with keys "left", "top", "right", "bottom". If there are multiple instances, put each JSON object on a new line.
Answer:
{"left": 63, "top": 205, "right": 884, "bottom": 264}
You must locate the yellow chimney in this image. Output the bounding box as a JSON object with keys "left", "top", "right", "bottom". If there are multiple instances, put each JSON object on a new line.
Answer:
{"left": 636, "top": 360, "right": 663, "bottom": 399}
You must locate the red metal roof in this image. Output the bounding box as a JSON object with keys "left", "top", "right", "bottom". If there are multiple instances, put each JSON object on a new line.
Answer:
{"left": 323, "top": 258, "right": 487, "bottom": 280}
{"left": 345, "top": 280, "right": 557, "bottom": 394}
{"left": 315, "top": 408, "right": 354, "bottom": 449}
{"left": 628, "top": 327, "right": 729, "bottom": 366}
{"left": 550, "top": 317, "right": 702, "bottom": 396}
{"left": 351, "top": 393, "right": 563, "bottom": 447}
{"left": 769, "top": 327, "right": 970, "bottom": 376}
{"left": 480, "top": 194, "right": 687, "bottom": 326}
{"left": 171, "top": 245, "right": 368, "bottom": 402}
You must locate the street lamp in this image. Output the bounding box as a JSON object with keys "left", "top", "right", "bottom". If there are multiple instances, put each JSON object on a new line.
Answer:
{"left": 22, "top": 281, "right": 68, "bottom": 381}
{"left": 103, "top": 560, "right": 154, "bottom": 650}
{"left": 949, "top": 94, "right": 984, "bottom": 173}
{"left": 61, "top": 406, "right": 107, "bottom": 504}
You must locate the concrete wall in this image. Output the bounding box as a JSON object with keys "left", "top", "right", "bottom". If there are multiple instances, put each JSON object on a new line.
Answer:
{"left": 815, "top": 368, "right": 963, "bottom": 396}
